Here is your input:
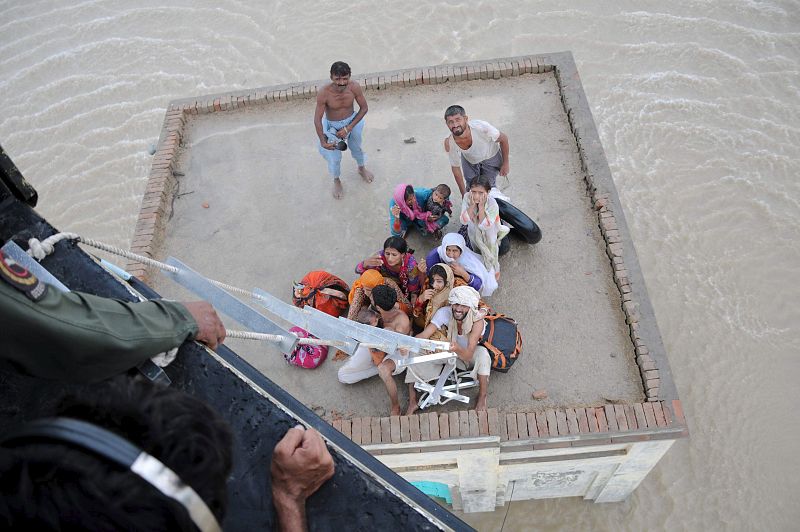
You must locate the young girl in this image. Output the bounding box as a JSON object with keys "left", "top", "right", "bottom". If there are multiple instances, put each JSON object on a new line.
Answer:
{"left": 413, "top": 263, "right": 456, "bottom": 331}
{"left": 355, "top": 236, "right": 423, "bottom": 306}
{"left": 460, "top": 174, "right": 510, "bottom": 281}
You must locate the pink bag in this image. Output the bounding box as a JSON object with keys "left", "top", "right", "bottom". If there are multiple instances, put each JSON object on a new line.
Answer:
{"left": 284, "top": 327, "right": 328, "bottom": 369}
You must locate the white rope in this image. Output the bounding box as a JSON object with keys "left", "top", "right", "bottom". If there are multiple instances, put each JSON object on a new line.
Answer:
{"left": 25, "top": 232, "right": 434, "bottom": 354}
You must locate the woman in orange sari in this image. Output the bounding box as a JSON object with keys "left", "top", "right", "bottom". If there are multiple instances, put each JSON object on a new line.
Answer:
{"left": 347, "top": 269, "right": 410, "bottom": 320}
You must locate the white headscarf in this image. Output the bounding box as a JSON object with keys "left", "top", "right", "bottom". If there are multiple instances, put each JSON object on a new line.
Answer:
{"left": 436, "top": 232, "right": 498, "bottom": 297}
{"left": 448, "top": 285, "right": 480, "bottom": 310}
{"left": 445, "top": 286, "right": 481, "bottom": 343}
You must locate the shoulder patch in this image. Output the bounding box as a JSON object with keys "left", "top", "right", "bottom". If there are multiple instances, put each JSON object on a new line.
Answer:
{"left": 0, "top": 250, "right": 48, "bottom": 301}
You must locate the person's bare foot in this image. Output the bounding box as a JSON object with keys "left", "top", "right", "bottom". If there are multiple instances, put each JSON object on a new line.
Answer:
{"left": 405, "top": 402, "right": 418, "bottom": 416}
{"left": 332, "top": 178, "right": 344, "bottom": 199}
{"left": 358, "top": 166, "right": 374, "bottom": 183}
{"left": 475, "top": 395, "right": 487, "bottom": 412}
{"left": 494, "top": 271, "right": 500, "bottom": 281}
{"left": 390, "top": 405, "right": 401, "bottom": 416}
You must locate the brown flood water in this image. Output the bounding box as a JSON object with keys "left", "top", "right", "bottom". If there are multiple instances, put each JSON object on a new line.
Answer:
{"left": 1, "top": 1, "right": 798, "bottom": 530}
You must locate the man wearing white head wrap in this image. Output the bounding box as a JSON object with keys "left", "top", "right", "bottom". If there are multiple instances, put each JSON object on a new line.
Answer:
{"left": 413, "top": 286, "right": 492, "bottom": 412}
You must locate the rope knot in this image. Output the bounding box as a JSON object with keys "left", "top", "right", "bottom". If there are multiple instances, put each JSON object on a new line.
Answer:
{"left": 27, "top": 232, "right": 80, "bottom": 261}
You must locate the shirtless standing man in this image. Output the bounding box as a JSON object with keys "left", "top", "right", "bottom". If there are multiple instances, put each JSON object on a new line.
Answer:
{"left": 443, "top": 104, "right": 510, "bottom": 197}
{"left": 314, "top": 61, "right": 375, "bottom": 199}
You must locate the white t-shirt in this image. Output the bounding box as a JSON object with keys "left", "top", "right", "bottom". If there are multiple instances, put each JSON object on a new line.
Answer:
{"left": 447, "top": 120, "right": 501, "bottom": 167}
{"left": 431, "top": 307, "right": 485, "bottom": 349}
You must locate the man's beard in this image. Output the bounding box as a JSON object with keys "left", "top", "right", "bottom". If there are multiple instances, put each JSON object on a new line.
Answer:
{"left": 450, "top": 126, "right": 464, "bottom": 137}
{"left": 452, "top": 310, "right": 467, "bottom": 321}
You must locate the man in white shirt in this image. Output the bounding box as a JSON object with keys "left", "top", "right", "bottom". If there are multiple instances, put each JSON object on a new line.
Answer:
{"left": 413, "top": 286, "right": 491, "bottom": 412}
{"left": 443, "top": 105, "right": 510, "bottom": 196}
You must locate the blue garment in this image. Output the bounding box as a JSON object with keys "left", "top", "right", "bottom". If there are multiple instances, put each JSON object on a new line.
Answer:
{"left": 317, "top": 111, "right": 366, "bottom": 178}
{"left": 388, "top": 187, "right": 449, "bottom": 237}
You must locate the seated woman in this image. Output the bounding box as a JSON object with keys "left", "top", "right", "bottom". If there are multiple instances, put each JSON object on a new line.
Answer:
{"left": 389, "top": 183, "right": 449, "bottom": 238}
{"left": 355, "top": 236, "right": 423, "bottom": 307}
{"left": 347, "top": 269, "right": 410, "bottom": 320}
{"left": 424, "top": 232, "right": 498, "bottom": 297}
{"left": 412, "top": 263, "right": 456, "bottom": 332}
{"left": 460, "top": 174, "right": 510, "bottom": 282}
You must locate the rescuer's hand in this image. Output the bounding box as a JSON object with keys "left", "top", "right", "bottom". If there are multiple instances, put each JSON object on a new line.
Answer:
{"left": 182, "top": 301, "right": 226, "bottom": 350}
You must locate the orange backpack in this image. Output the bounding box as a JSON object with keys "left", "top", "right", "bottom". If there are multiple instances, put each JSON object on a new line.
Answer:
{"left": 292, "top": 271, "right": 350, "bottom": 318}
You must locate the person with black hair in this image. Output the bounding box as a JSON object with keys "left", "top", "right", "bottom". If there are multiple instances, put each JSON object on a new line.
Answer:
{"left": 0, "top": 377, "right": 335, "bottom": 531}
{"left": 355, "top": 236, "right": 423, "bottom": 307}
{"left": 460, "top": 175, "right": 510, "bottom": 281}
{"left": 443, "top": 104, "right": 510, "bottom": 196}
{"left": 314, "top": 61, "right": 374, "bottom": 199}
{"left": 369, "top": 284, "right": 419, "bottom": 416}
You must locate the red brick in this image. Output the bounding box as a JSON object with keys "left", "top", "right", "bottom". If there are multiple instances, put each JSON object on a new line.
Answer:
{"left": 429, "top": 413, "right": 440, "bottom": 440}
{"left": 380, "top": 417, "right": 391, "bottom": 442}
{"left": 604, "top": 406, "right": 618, "bottom": 431}
{"left": 352, "top": 418, "right": 362, "bottom": 444}
{"left": 409, "top": 415, "right": 420, "bottom": 442}
{"left": 565, "top": 409, "right": 580, "bottom": 435}
{"left": 506, "top": 414, "right": 519, "bottom": 440}
{"left": 419, "top": 413, "right": 430, "bottom": 440}
{"left": 499, "top": 412, "right": 508, "bottom": 441}
{"left": 642, "top": 402, "right": 657, "bottom": 428}
{"left": 487, "top": 408, "right": 499, "bottom": 436}
{"left": 661, "top": 402, "right": 674, "bottom": 425}
{"left": 576, "top": 408, "right": 590, "bottom": 433}
{"left": 459, "top": 411, "right": 469, "bottom": 437}
{"left": 371, "top": 417, "right": 381, "bottom": 443}
{"left": 478, "top": 410, "right": 489, "bottom": 436}
{"left": 556, "top": 410, "right": 569, "bottom": 436}
{"left": 389, "top": 416, "right": 400, "bottom": 443}
{"left": 613, "top": 405, "right": 628, "bottom": 431}
{"left": 468, "top": 411, "right": 479, "bottom": 437}
{"left": 672, "top": 400, "right": 685, "bottom": 425}
{"left": 637, "top": 355, "right": 656, "bottom": 371}
{"left": 586, "top": 408, "right": 600, "bottom": 433}
{"left": 545, "top": 410, "right": 558, "bottom": 436}
{"left": 527, "top": 413, "right": 538, "bottom": 437}
{"left": 449, "top": 412, "right": 460, "bottom": 438}
{"left": 523, "top": 57, "right": 534, "bottom": 73}
{"left": 623, "top": 405, "right": 638, "bottom": 430}
{"left": 358, "top": 417, "right": 370, "bottom": 444}
{"left": 400, "top": 416, "right": 410, "bottom": 442}
{"left": 633, "top": 403, "right": 647, "bottom": 429}
{"left": 516, "top": 413, "right": 529, "bottom": 439}
{"left": 535, "top": 411, "right": 549, "bottom": 437}
{"left": 653, "top": 402, "right": 667, "bottom": 427}
{"left": 439, "top": 413, "right": 450, "bottom": 439}
{"left": 332, "top": 419, "right": 342, "bottom": 432}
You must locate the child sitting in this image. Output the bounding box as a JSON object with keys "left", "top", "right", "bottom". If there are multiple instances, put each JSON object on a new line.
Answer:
{"left": 423, "top": 184, "right": 452, "bottom": 238}
{"left": 390, "top": 183, "right": 452, "bottom": 238}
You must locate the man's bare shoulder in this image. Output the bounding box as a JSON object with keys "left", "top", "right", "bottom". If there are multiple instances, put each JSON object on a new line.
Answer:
{"left": 385, "top": 311, "right": 412, "bottom": 334}
{"left": 348, "top": 79, "right": 364, "bottom": 95}
{"left": 316, "top": 83, "right": 335, "bottom": 102}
